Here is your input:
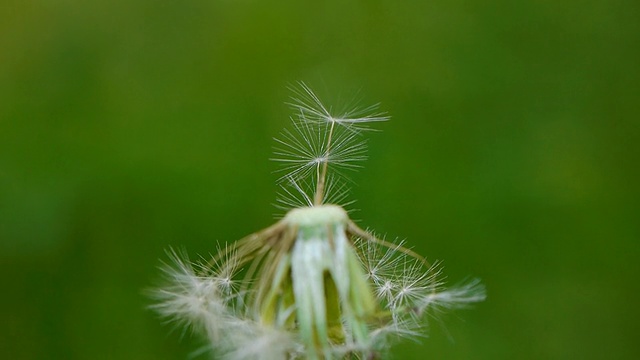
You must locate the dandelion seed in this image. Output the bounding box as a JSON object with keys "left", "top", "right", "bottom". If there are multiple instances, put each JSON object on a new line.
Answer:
{"left": 287, "top": 82, "right": 389, "bottom": 131}
{"left": 150, "top": 83, "right": 485, "bottom": 359}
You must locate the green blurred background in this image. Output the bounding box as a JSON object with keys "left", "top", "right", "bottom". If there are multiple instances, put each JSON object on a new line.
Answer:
{"left": 1, "top": 0, "right": 639, "bottom": 359}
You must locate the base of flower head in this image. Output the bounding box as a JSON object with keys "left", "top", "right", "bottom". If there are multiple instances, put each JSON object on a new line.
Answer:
{"left": 284, "top": 204, "right": 348, "bottom": 228}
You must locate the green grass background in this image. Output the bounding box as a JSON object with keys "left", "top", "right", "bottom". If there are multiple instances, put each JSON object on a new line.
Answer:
{"left": 1, "top": 1, "right": 638, "bottom": 359}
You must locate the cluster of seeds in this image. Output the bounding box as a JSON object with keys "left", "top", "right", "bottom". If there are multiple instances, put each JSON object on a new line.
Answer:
{"left": 151, "top": 83, "right": 485, "bottom": 360}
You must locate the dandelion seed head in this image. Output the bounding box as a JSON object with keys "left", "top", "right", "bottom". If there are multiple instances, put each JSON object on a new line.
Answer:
{"left": 150, "top": 84, "right": 484, "bottom": 360}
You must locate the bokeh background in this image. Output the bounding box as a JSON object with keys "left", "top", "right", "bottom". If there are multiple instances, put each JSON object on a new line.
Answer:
{"left": 1, "top": 1, "right": 639, "bottom": 359}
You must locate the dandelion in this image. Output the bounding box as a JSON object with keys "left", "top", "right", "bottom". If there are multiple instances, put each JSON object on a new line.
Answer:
{"left": 150, "top": 82, "right": 486, "bottom": 359}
